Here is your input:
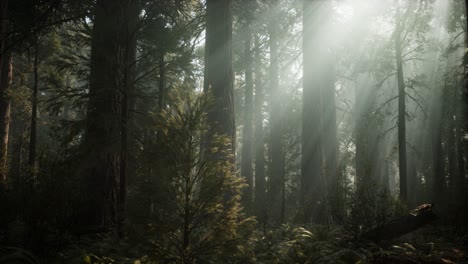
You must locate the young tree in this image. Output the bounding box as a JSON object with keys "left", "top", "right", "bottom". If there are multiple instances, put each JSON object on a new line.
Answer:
{"left": 154, "top": 90, "right": 254, "bottom": 264}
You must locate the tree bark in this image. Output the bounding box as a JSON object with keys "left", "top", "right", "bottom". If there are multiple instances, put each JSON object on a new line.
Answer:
{"left": 241, "top": 16, "right": 254, "bottom": 212}
{"left": 203, "top": 0, "right": 234, "bottom": 162}
{"left": 158, "top": 49, "right": 165, "bottom": 112}
{"left": 0, "top": 0, "right": 11, "bottom": 187}
{"left": 431, "top": 84, "right": 445, "bottom": 206}
{"left": 10, "top": 118, "right": 25, "bottom": 182}
{"left": 447, "top": 118, "right": 457, "bottom": 191}
{"left": 395, "top": 26, "right": 408, "bottom": 203}
{"left": 355, "top": 80, "right": 379, "bottom": 190}
{"left": 0, "top": 53, "right": 11, "bottom": 187}
{"left": 83, "top": 0, "right": 138, "bottom": 230}
{"left": 407, "top": 154, "right": 417, "bottom": 207}
{"left": 28, "top": 39, "right": 39, "bottom": 178}
{"left": 321, "top": 60, "right": 337, "bottom": 185}
{"left": 465, "top": 0, "right": 468, "bottom": 106}
{"left": 253, "top": 34, "right": 266, "bottom": 223}
{"left": 460, "top": 0, "right": 468, "bottom": 194}
{"left": 117, "top": 0, "right": 138, "bottom": 238}
{"left": 268, "top": 2, "right": 285, "bottom": 223}
{"left": 455, "top": 116, "right": 465, "bottom": 194}
{"left": 362, "top": 204, "right": 436, "bottom": 242}
{"left": 302, "top": 0, "right": 327, "bottom": 223}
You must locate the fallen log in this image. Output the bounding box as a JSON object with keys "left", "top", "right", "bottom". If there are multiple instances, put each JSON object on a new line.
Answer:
{"left": 362, "top": 203, "right": 437, "bottom": 242}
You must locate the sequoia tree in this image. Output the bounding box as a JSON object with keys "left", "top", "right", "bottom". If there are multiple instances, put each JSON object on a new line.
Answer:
{"left": 241, "top": 6, "right": 254, "bottom": 211}
{"left": 0, "top": 0, "right": 11, "bottom": 186}
{"left": 203, "top": 0, "right": 235, "bottom": 160}
{"left": 82, "top": 0, "right": 139, "bottom": 230}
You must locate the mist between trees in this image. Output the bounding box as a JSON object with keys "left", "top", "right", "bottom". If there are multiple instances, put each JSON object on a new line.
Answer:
{"left": 0, "top": 0, "right": 467, "bottom": 263}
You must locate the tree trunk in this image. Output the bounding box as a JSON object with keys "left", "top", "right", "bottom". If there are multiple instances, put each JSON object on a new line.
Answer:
{"left": 268, "top": 2, "right": 284, "bottom": 223}
{"left": 321, "top": 60, "right": 337, "bottom": 185}
{"left": 355, "top": 80, "right": 380, "bottom": 190}
{"left": 0, "top": 53, "right": 11, "bottom": 187}
{"left": 407, "top": 153, "right": 417, "bottom": 207}
{"left": 320, "top": 41, "right": 339, "bottom": 223}
{"left": 431, "top": 84, "right": 445, "bottom": 206}
{"left": 465, "top": 0, "right": 468, "bottom": 109}
{"left": 117, "top": 0, "right": 138, "bottom": 238}
{"left": 302, "top": 0, "right": 326, "bottom": 223}
{"left": 83, "top": 0, "right": 138, "bottom": 230}
{"left": 158, "top": 49, "right": 165, "bottom": 112}
{"left": 28, "top": 39, "right": 39, "bottom": 178}
{"left": 241, "top": 16, "right": 254, "bottom": 212}
{"left": 11, "top": 122, "right": 25, "bottom": 181}
{"left": 383, "top": 160, "right": 390, "bottom": 192}
{"left": 362, "top": 204, "right": 436, "bottom": 242}
{"left": 253, "top": 34, "right": 266, "bottom": 224}
{"left": 447, "top": 118, "right": 457, "bottom": 191}
{"left": 203, "top": 0, "right": 234, "bottom": 162}
{"left": 460, "top": 0, "right": 468, "bottom": 194}
{"left": 395, "top": 27, "right": 408, "bottom": 203}
{"left": 455, "top": 116, "right": 465, "bottom": 193}
{"left": 0, "top": 0, "right": 11, "bottom": 187}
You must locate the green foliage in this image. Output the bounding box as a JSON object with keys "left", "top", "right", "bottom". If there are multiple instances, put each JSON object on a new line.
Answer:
{"left": 253, "top": 224, "right": 352, "bottom": 264}
{"left": 55, "top": 233, "right": 151, "bottom": 264}
{"left": 144, "top": 89, "right": 256, "bottom": 263}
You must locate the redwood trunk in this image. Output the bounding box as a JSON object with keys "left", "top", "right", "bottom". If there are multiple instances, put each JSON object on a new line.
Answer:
{"left": 241, "top": 16, "right": 254, "bottom": 211}
{"left": 0, "top": 53, "right": 11, "bottom": 186}
{"left": 395, "top": 27, "right": 408, "bottom": 202}
{"left": 0, "top": 0, "right": 11, "bottom": 186}
{"left": 268, "top": 1, "right": 285, "bottom": 223}
{"left": 28, "top": 40, "right": 39, "bottom": 177}
{"left": 203, "top": 0, "right": 234, "bottom": 161}
{"left": 253, "top": 34, "right": 266, "bottom": 223}
{"left": 302, "top": 0, "right": 325, "bottom": 223}
{"left": 84, "top": 0, "right": 138, "bottom": 229}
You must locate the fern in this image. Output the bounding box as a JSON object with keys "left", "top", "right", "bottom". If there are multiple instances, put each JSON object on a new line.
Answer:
{"left": 320, "top": 248, "right": 364, "bottom": 264}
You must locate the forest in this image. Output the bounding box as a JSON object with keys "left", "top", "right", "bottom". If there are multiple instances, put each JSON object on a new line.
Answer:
{"left": 0, "top": 0, "right": 467, "bottom": 263}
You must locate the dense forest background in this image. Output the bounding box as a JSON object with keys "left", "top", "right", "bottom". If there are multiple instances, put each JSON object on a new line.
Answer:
{"left": 0, "top": 0, "right": 468, "bottom": 263}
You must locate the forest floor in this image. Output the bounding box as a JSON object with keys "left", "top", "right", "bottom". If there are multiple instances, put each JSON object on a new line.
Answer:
{"left": 1, "top": 222, "right": 467, "bottom": 263}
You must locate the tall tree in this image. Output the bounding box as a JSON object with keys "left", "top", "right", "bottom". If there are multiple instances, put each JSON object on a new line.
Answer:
{"left": 83, "top": 0, "right": 139, "bottom": 229}
{"left": 355, "top": 81, "right": 379, "bottom": 189}
{"left": 118, "top": 0, "right": 138, "bottom": 237}
{"left": 302, "top": 0, "right": 333, "bottom": 223}
{"left": 268, "top": 0, "right": 285, "bottom": 223}
{"left": 203, "top": 0, "right": 235, "bottom": 160}
{"left": 394, "top": 19, "right": 408, "bottom": 202}
{"left": 431, "top": 83, "right": 445, "bottom": 205}
{"left": 0, "top": 0, "right": 11, "bottom": 186}
{"left": 28, "top": 38, "right": 39, "bottom": 177}
{"left": 241, "top": 7, "right": 254, "bottom": 211}
{"left": 253, "top": 33, "right": 266, "bottom": 223}
{"left": 321, "top": 47, "right": 339, "bottom": 221}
